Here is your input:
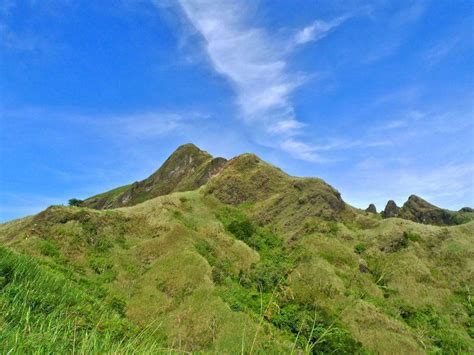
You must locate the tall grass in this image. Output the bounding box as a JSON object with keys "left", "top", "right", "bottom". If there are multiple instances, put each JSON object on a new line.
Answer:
{"left": 0, "top": 248, "right": 176, "bottom": 354}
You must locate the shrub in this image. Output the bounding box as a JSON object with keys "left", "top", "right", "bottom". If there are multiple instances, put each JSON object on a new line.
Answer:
{"left": 68, "top": 198, "right": 83, "bottom": 207}
{"left": 227, "top": 219, "right": 255, "bottom": 243}
{"left": 403, "top": 231, "right": 421, "bottom": 242}
{"left": 354, "top": 243, "right": 366, "bottom": 254}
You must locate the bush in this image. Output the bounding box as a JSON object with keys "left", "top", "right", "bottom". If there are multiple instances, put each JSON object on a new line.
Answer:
{"left": 227, "top": 219, "right": 255, "bottom": 243}
{"left": 354, "top": 243, "right": 366, "bottom": 254}
{"left": 403, "top": 231, "right": 421, "bottom": 242}
{"left": 68, "top": 198, "right": 83, "bottom": 207}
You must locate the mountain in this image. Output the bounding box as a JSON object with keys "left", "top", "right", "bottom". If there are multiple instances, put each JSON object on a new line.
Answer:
{"left": 82, "top": 143, "right": 227, "bottom": 209}
{"left": 398, "top": 195, "right": 455, "bottom": 225}
{"left": 381, "top": 195, "right": 474, "bottom": 226}
{"left": 1, "top": 144, "right": 473, "bottom": 353}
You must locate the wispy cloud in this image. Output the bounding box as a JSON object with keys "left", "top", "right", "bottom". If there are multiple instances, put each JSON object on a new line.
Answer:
{"left": 362, "top": 1, "right": 426, "bottom": 64}
{"left": 99, "top": 111, "right": 207, "bottom": 140}
{"left": 423, "top": 35, "right": 463, "bottom": 66}
{"left": 0, "top": 107, "right": 205, "bottom": 140}
{"left": 173, "top": 0, "right": 347, "bottom": 162}
{"left": 294, "top": 16, "right": 348, "bottom": 45}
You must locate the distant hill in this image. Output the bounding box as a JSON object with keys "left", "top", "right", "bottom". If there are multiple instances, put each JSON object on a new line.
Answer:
{"left": 380, "top": 195, "right": 474, "bottom": 226}
{"left": 1, "top": 143, "right": 473, "bottom": 353}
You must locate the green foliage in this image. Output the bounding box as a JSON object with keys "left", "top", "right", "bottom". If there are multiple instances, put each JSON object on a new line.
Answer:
{"left": 222, "top": 211, "right": 291, "bottom": 291}
{"left": 40, "top": 240, "right": 60, "bottom": 257}
{"left": 227, "top": 219, "right": 255, "bottom": 243}
{"left": 303, "top": 219, "right": 340, "bottom": 235}
{"left": 68, "top": 198, "right": 83, "bottom": 206}
{"left": 400, "top": 305, "right": 473, "bottom": 353}
{"left": 194, "top": 240, "right": 233, "bottom": 284}
{"left": 403, "top": 231, "right": 421, "bottom": 242}
{"left": 89, "top": 256, "right": 117, "bottom": 282}
{"left": 354, "top": 243, "right": 366, "bottom": 254}
{"left": 1, "top": 182, "right": 473, "bottom": 353}
{"left": 215, "top": 208, "right": 363, "bottom": 353}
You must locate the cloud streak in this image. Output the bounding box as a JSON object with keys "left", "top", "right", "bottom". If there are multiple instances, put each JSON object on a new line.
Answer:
{"left": 174, "top": 0, "right": 346, "bottom": 162}
{"left": 294, "top": 16, "right": 348, "bottom": 45}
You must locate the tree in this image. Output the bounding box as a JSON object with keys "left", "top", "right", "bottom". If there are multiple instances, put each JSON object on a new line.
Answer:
{"left": 68, "top": 198, "right": 83, "bottom": 207}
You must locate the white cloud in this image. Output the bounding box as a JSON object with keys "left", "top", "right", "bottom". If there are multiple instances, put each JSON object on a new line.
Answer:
{"left": 174, "top": 0, "right": 347, "bottom": 162}
{"left": 106, "top": 112, "right": 193, "bottom": 139}
{"left": 280, "top": 139, "right": 326, "bottom": 163}
{"left": 294, "top": 16, "right": 348, "bottom": 45}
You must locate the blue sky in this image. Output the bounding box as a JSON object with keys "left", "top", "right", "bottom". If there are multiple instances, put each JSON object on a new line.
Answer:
{"left": 1, "top": 0, "right": 473, "bottom": 221}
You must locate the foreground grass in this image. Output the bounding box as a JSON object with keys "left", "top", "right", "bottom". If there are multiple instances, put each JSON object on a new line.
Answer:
{"left": 0, "top": 247, "right": 173, "bottom": 354}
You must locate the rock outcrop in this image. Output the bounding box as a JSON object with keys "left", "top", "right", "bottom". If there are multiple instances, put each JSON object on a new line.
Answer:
{"left": 365, "top": 204, "right": 377, "bottom": 214}
{"left": 382, "top": 200, "right": 400, "bottom": 218}
{"left": 398, "top": 195, "right": 455, "bottom": 226}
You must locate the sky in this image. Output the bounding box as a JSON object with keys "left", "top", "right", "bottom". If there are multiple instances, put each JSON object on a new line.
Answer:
{"left": 0, "top": 0, "right": 473, "bottom": 221}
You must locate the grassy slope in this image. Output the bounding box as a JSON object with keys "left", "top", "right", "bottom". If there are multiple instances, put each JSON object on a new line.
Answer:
{"left": 82, "top": 144, "right": 227, "bottom": 210}
{"left": 0, "top": 247, "right": 172, "bottom": 353}
{"left": 1, "top": 188, "right": 473, "bottom": 353}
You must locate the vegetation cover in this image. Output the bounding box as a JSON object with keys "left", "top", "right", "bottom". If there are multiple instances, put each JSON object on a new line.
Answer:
{"left": 1, "top": 144, "right": 473, "bottom": 353}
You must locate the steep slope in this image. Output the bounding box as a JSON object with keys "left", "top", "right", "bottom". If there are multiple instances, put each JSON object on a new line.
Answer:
{"left": 1, "top": 190, "right": 473, "bottom": 353}
{"left": 1, "top": 144, "right": 474, "bottom": 353}
{"left": 398, "top": 195, "right": 455, "bottom": 225}
{"left": 82, "top": 143, "right": 227, "bottom": 209}
{"left": 204, "top": 153, "right": 352, "bottom": 236}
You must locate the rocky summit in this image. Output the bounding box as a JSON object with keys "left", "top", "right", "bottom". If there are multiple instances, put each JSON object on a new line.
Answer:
{"left": 382, "top": 200, "right": 400, "bottom": 218}
{"left": 398, "top": 195, "right": 455, "bottom": 225}
{"left": 365, "top": 203, "right": 377, "bottom": 213}
{"left": 1, "top": 144, "right": 473, "bottom": 354}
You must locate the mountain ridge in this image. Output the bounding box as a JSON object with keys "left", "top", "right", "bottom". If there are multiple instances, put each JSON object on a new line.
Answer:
{"left": 1, "top": 143, "right": 473, "bottom": 353}
{"left": 82, "top": 143, "right": 472, "bottom": 227}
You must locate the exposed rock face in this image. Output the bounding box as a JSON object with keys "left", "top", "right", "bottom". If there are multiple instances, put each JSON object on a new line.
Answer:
{"left": 365, "top": 204, "right": 377, "bottom": 214}
{"left": 83, "top": 144, "right": 227, "bottom": 209}
{"left": 398, "top": 195, "right": 455, "bottom": 226}
{"left": 382, "top": 200, "right": 400, "bottom": 218}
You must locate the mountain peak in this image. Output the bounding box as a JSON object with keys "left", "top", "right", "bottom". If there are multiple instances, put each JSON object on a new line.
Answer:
{"left": 382, "top": 200, "right": 400, "bottom": 218}
{"left": 399, "top": 194, "right": 455, "bottom": 225}
{"left": 365, "top": 203, "right": 377, "bottom": 213}
{"left": 174, "top": 142, "right": 205, "bottom": 153}
{"left": 82, "top": 144, "right": 226, "bottom": 209}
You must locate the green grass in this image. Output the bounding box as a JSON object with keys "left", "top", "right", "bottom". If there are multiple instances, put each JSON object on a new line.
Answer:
{"left": 0, "top": 187, "right": 473, "bottom": 353}
{"left": 0, "top": 247, "right": 171, "bottom": 354}
{"left": 212, "top": 207, "right": 364, "bottom": 353}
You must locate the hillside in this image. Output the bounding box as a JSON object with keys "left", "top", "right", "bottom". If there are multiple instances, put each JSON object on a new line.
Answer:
{"left": 82, "top": 144, "right": 227, "bottom": 209}
{"left": 1, "top": 144, "right": 473, "bottom": 353}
